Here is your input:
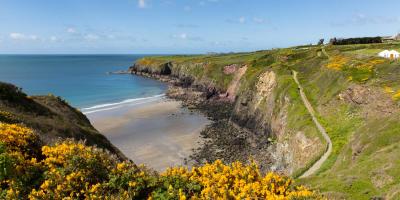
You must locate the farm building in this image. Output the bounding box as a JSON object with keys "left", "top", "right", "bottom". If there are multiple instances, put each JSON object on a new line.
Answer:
{"left": 378, "top": 50, "right": 399, "bottom": 59}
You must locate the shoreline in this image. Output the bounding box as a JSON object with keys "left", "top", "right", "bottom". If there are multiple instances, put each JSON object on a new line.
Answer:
{"left": 86, "top": 97, "right": 210, "bottom": 171}
{"left": 127, "top": 71, "right": 274, "bottom": 173}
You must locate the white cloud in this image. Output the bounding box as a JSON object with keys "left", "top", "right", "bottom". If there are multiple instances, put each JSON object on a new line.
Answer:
{"left": 9, "top": 33, "right": 38, "bottom": 41}
{"left": 239, "top": 16, "right": 246, "bottom": 24}
{"left": 173, "top": 33, "right": 187, "bottom": 39}
{"left": 227, "top": 16, "right": 267, "bottom": 25}
{"left": 332, "top": 13, "right": 400, "bottom": 27}
{"left": 175, "top": 24, "right": 198, "bottom": 28}
{"left": 253, "top": 17, "right": 265, "bottom": 24}
{"left": 227, "top": 17, "right": 246, "bottom": 24}
{"left": 84, "top": 34, "right": 100, "bottom": 41}
{"left": 10, "top": 33, "right": 26, "bottom": 40}
{"left": 171, "top": 33, "right": 203, "bottom": 41}
{"left": 199, "top": 0, "right": 219, "bottom": 6}
{"left": 67, "top": 28, "right": 77, "bottom": 33}
{"left": 211, "top": 41, "right": 228, "bottom": 46}
{"left": 138, "top": 0, "right": 146, "bottom": 8}
{"left": 50, "top": 36, "right": 58, "bottom": 42}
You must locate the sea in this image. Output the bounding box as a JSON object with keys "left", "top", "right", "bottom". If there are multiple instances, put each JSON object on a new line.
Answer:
{"left": 0, "top": 55, "right": 167, "bottom": 114}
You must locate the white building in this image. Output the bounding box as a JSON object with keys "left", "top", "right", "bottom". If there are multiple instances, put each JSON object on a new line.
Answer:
{"left": 378, "top": 50, "right": 400, "bottom": 59}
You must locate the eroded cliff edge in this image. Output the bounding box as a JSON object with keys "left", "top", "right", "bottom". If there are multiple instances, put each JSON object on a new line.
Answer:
{"left": 128, "top": 51, "right": 325, "bottom": 176}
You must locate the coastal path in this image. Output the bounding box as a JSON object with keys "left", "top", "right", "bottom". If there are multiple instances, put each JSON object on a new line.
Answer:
{"left": 292, "top": 70, "right": 333, "bottom": 178}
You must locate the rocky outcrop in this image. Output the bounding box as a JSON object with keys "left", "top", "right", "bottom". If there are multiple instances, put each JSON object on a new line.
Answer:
{"left": 221, "top": 65, "right": 248, "bottom": 102}
{"left": 232, "top": 71, "right": 277, "bottom": 136}
{"left": 130, "top": 60, "right": 322, "bottom": 175}
{"left": 130, "top": 62, "right": 274, "bottom": 132}
{"left": 339, "top": 84, "right": 400, "bottom": 118}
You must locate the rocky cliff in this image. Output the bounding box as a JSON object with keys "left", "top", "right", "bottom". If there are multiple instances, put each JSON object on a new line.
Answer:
{"left": 129, "top": 51, "right": 325, "bottom": 176}
{"left": 128, "top": 42, "right": 400, "bottom": 199}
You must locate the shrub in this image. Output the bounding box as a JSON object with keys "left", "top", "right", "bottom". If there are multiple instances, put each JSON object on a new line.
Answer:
{"left": 156, "top": 160, "right": 315, "bottom": 199}
{"left": 0, "top": 111, "right": 19, "bottom": 124}
{"left": 0, "top": 123, "right": 44, "bottom": 199}
{"left": 29, "top": 141, "right": 118, "bottom": 199}
{"left": 0, "top": 122, "right": 319, "bottom": 199}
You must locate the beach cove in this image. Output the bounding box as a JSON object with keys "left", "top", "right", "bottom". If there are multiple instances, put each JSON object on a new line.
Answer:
{"left": 86, "top": 97, "right": 210, "bottom": 171}
{"left": 0, "top": 55, "right": 211, "bottom": 171}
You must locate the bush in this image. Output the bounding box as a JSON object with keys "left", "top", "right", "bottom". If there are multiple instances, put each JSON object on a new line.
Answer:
{"left": 0, "top": 123, "right": 44, "bottom": 199}
{"left": 157, "top": 160, "right": 315, "bottom": 199}
{"left": 0, "top": 122, "right": 319, "bottom": 199}
{"left": 0, "top": 111, "right": 19, "bottom": 124}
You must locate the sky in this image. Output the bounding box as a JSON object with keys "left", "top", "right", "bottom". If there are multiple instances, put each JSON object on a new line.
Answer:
{"left": 1, "top": 0, "right": 400, "bottom": 54}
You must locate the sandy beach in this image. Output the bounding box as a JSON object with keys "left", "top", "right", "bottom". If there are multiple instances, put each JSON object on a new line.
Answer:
{"left": 86, "top": 97, "right": 210, "bottom": 171}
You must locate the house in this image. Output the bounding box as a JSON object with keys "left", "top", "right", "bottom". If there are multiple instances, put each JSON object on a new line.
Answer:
{"left": 378, "top": 50, "right": 400, "bottom": 59}
{"left": 382, "top": 33, "right": 400, "bottom": 42}
{"left": 395, "top": 33, "right": 400, "bottom": 41}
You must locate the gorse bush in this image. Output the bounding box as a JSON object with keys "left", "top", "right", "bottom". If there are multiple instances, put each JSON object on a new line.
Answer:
{"left": 0, "top": 123, "right": 44, "bottom": 199}
{"left": 0, "top": 111, "right": 19, "bottom": 124}
{"left": 0, "top": 122, "right": 318, "bottom": 199}
{"left": 159, "top": 161, "right": 314, "bottom": 200}
{"left": 325, "top": 55, "right": 386, "bottom": 82}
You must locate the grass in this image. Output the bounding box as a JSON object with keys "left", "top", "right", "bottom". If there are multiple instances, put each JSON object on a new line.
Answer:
{"left": 315, "top": 104, "right": 362, "bottom": 174}
{"left": 302, "top": 115, "right": 400, "bottom": 199}
{"left": 136, "top": 43, "right": 400, "bottom": 198}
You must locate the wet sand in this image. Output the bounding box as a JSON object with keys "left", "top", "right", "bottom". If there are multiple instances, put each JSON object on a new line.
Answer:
{"left": 86, "top": 98, "right": 210, "bottom": 171}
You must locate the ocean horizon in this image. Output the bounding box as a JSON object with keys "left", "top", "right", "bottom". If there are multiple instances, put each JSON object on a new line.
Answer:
{"left": 0, "top": 54, "right": 168, "bottom": 113}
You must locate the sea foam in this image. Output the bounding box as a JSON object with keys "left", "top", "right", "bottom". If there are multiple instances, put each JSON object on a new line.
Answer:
{"left": 82, "top": 94, "right": 166, "bottom": 114}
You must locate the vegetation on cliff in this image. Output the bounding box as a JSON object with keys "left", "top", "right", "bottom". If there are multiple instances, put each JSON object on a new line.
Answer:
{"left": 0, "top": 82, "right": 125, "bottom": 160}
{"left": 1, "top": 41, "right": 399, "bottom": 199}
{"left": 132, "top": 42, "right": 400, "bottom": 199}
{"left": 0, "top": 122, "right": 317, "bottom": 199}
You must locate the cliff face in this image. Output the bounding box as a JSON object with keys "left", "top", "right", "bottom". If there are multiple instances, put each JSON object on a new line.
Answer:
{"left": 0, "top": 82, "right": 126, "bottom": 160}
{"left": 129, "top": 51, "right": 325, "bottom": 175}
{"left": 128, "top": 43, "right": 400, "bottom": 198}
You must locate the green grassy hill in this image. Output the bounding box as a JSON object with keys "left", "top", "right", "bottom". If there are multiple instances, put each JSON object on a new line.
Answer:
{"left": 131, "top": 42, "right": 400, "bottom": 199}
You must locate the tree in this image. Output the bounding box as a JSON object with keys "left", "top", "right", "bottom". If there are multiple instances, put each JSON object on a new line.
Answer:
{"left": 317, "top": 39, "right": 324, "bottom": 45}
{"left": 329, "top": 37, "right": 337, "bottom": 45}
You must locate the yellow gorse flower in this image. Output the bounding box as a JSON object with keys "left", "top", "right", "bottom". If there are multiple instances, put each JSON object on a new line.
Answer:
{"left": 0, "top": 122, "right": 319, "bottom": 199}
{"left": 0, "top": 123, "right": 36, "bottom": 149}
{"left": 161, "top": 160, "right": 314, "bottom": 199}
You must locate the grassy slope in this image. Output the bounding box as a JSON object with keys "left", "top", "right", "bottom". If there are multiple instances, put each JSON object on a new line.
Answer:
{"left": 0, "top": 82, "right": 126, "bottom": 160}
{"left": 136, "top": 42, "right": 400, "bottom": 199}
{"left": 297, "top": 43, "right": 400, "bottom": 199}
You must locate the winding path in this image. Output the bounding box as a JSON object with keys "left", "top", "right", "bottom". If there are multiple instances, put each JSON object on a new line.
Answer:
{"left": 292, "top": 70, "right": 332, "bottom": 178}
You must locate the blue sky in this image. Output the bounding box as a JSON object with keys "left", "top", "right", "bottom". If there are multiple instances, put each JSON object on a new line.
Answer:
{"left": 1, "top": 0, "right": 400, "bottom": 54}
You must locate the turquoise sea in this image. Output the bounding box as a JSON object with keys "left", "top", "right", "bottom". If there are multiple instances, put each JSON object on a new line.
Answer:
{"left": 0, "top": 55, "right": 167, "bottom": 113}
